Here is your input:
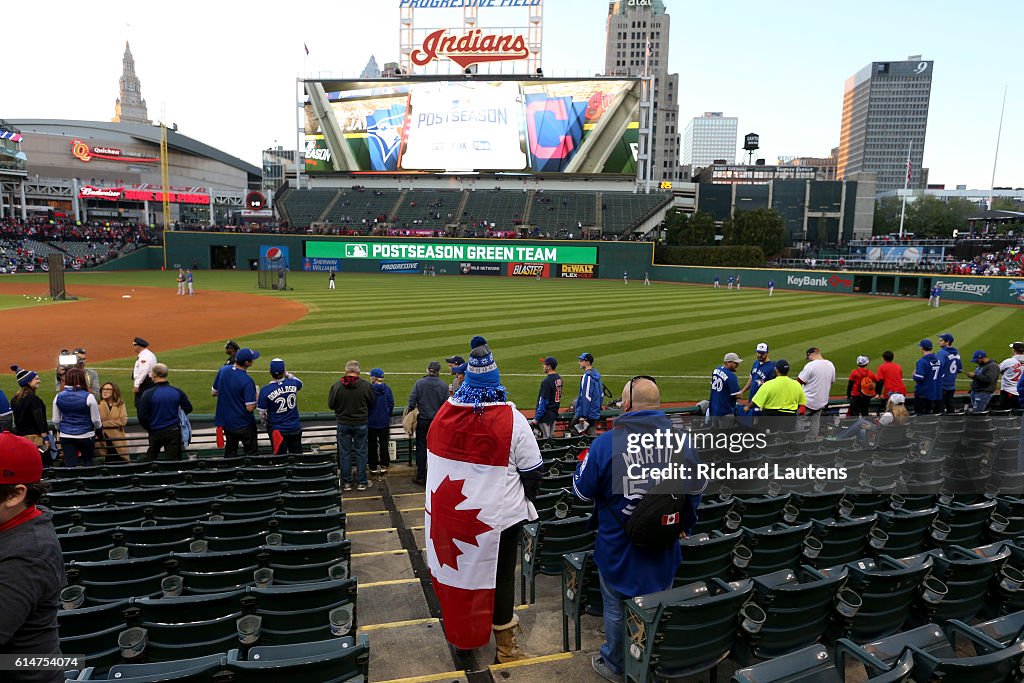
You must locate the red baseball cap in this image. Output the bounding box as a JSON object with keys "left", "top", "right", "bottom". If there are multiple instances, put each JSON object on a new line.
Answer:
{"left": 0, "top": 433, "right": 43, "bottom": 485}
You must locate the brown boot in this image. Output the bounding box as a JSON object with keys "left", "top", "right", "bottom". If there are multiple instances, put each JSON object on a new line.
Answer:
{"left": 493, "top": 614, "right": 526, "bottom": 663}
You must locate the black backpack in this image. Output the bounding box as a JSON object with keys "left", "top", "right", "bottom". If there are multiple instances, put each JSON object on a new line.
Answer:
{"left": 622, "top": 481, "right": 698, "bottom": 549}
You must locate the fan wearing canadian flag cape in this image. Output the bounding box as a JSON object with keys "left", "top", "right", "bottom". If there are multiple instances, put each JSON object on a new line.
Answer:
{"left": 425, "top": 336, "right": 543, "bottom": 662}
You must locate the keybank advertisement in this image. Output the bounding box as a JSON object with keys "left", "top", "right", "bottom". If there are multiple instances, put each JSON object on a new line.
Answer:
{"left": 306, "top": 240, "right": 597, "bottom": 264}
{"left": 784, "top": 273, "right": 853, "bottom": 292}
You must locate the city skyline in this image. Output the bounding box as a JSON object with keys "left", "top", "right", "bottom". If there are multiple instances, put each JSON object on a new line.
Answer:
{"left": 4, "top": 0, "right": 1021, "bottom": 189}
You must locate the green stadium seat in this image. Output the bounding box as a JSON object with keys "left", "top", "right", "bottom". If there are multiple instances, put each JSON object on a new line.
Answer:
{"left": 836, "top": 623, "right": 1024, "bottom": 683}
{"left": 251, "top": 578, "right": 358, "bottom": 642}
{"left": 225, "top": 634, "right": 369, "bottom": 682}
{"left": 622, "top": 578, "right": 753, "bottom": 683}
{"left": 737, "top": 522, "right": 812, "bottom": 577}
{"left": 561, "top": 551, "right": 603, "bottom": 652}
{"left": 128, "top": 592, "right": 245, "bottom": 661}
{"left": 789, "top": 492, "right": 844, "bottom": 523}
{"left": 807, "top": 514, "right": 876, "bottom": 568}
{"left": 520, "top": 516, "right": 594, "bottom": 604}
{"left": 936, "top": 499, "right": 997, "bottom": 548}
{"left": 733, "top": 494, "right": 789, "bottom": 528}
{"left": 731, "top": 643, "right": 914, "bottom": 683}
{"left": 67, "top": 555, "right": 170, "bottom": 603}
{"left": 820, "top": 554, "right": 934, "bottom": 643}
{"left": 896, "top": 543, "right": 1009, "bottom": 623}
{"left": 691, "top": 498, "right": 734, "bottom": 535}
{"left": 59, "top": 600, "right": 130, "bottom": 671}
{"left": 265, "top": 539, "right": 351, "bottom": 584}
{"left": 99, "top": 653, "right": 228, "bottom": 681}
{"left": 947, "top": 609, "right": 1024, "bottom": 648}
{"left": 736, "top": 565, "right": 846, "bottom": 663}
{"left": 873, "top": 507, "right": 938, "bottom": 558}
{"left": 173, "top": 549, "right": 263, "bottom": 593}
{"left": 150, "top": 500, "right": 218, "bottom": 524}
{"left": 675, "top": 530, "right": 742, "bottom": 586}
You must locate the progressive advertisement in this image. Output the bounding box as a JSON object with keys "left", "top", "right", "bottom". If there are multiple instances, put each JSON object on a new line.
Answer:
{"left": 303, "top": 78, "right": 639, "bottom": 174}
{"left": 380, "top": 261, "right": 421, "bottom": 273}
{"left": 306, "top": 240, "right": 597, "bottom": 264}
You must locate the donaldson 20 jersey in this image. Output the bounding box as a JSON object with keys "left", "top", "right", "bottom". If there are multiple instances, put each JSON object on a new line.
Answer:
{"left": 401, "top": 81, "right": 528, "bottom": 171}
{"left": 257, "top": 376, "right": 303, "bottom": 433}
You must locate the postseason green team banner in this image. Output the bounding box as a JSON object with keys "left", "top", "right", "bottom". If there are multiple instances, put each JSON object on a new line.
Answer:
{"left": 306, "top": 241, "right": 598, "bottom": 265}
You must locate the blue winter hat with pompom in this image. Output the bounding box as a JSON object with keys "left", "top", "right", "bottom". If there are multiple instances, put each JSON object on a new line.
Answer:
{"left": 454, "top": 336, "right": 507, "bottom": 407}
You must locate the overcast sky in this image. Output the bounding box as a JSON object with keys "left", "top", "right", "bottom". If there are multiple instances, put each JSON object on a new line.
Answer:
{"left": 5, "top": 0, "right": 1021, "bottom": 189}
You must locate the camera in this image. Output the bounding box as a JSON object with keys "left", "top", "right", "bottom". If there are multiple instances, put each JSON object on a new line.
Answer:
{"left": 58, "top": 351, "right": 79, "bottom": 368}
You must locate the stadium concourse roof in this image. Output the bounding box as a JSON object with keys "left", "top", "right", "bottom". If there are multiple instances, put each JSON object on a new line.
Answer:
{"left": 8, "top": 119, "right": 260, "bottom": 179}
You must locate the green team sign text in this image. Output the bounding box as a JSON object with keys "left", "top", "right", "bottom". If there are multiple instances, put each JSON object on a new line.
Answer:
{"left": 307, "top": 241, "right": 597, "bottom": 265}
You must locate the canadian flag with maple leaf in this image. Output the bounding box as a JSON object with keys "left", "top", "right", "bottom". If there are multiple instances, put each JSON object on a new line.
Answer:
{"left": 424, "top": 399, "right": 543, "bottom": 649}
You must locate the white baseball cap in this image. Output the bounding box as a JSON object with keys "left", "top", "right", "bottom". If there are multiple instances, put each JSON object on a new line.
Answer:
{"left": 756, "top": 343, "right": 769, "bottom": 353}
{"left": 879, "top": 413, "right": 895, "bottom": 426}
{"left": 856, "top": 355, "right": 870, "bottom": 366}
{"left": 724, "top": 352, "right": 743, "bottom": 363}
{"left": 889, "top": 393, "right": 906, "bottom": 405}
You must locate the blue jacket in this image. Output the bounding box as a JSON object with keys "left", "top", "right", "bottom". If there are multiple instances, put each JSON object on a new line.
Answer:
{"left": 1018, "top": 375, "right": 1024, "bottom": 408}
{"left": 368, "top": 382, "right": 395, "bottom": 430}
{"left": 572, "top": 410, "right": 702, "bottom": 596}
{"left": 138, "top": 383, "right": 193, "bottom": 432}
{"left": 574, "top": 368, "right": 603, "bottom": 420}
{"left": 938, "top": 347, "right": 962, "bottom": 391}
{"left": 913, "top": 353, "right": 943, "bottom": 400}
{"left": 54, "top": 389, "right": 100, "bottom": 436}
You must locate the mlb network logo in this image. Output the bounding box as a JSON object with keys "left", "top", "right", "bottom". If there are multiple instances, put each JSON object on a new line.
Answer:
{"left": 344, "top": 244, "right": 369, "bottom": 258}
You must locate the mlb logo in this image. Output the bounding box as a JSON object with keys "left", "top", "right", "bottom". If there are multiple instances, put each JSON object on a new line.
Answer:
{"left": 345, "top": 244, "right": 369, "bottom": 258}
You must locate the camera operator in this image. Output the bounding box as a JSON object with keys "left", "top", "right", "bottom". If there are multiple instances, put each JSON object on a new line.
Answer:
{"left": 75, "top": 349, "right": 100, "bottom": 398}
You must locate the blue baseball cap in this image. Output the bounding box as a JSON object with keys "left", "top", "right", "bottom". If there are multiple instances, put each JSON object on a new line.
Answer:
{"left": 235, "top": 348, "right": 260, "bottom": 363}
{"left": 269, "top": 358, "right": 286, "bottom": 375}
{"left": 938, "top": 333, "right": 954, "bottom": 343}
{"left": 577, "top": 352, "right": 594, "bottom": 363}
{"left": 919, "top": 339, "right": 933, "bottom": 350}
{"left": 972, "top": 350, "right": 987, "bottom": 362}
{"left": 540, "top": 356, "right": 558, "bottom": 369}
{"left": 370, "top": 368, "right": 384, "bottom": 378}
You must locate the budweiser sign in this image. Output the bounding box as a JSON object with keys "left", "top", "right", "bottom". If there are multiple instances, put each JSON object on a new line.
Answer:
{"left": 79, "top": 185, "right": 124, "bottom": 200}
{"left": 410, "top": 28, "right": 529, "bottom": 68}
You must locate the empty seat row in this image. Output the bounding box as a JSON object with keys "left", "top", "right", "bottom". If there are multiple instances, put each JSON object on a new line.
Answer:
{"left": 46, "top": 464, "right": 338, "bottom": 493}
{"left": 61, "top": 582, "right": 360, "bottom": 674}
{"left": 64, "top": 539, "right": 352, "bottom": 604}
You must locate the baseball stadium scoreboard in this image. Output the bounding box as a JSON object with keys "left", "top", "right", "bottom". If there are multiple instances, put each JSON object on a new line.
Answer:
{"left": 303, "top": 77, "right": 641, "bottom": 175}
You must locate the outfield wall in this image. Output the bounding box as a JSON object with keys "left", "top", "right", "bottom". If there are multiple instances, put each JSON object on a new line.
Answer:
{"left": 160, "top": 232, "right": 653, "bottom": 280}
{"left": 649, "top": 264, "right": 1024, "bottom": 305}
{"left": 136, "top": 232, "right": 1023, "bottom": 306}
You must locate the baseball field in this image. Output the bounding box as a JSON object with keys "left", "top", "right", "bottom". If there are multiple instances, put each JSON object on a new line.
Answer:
{"left": 0, "top": 270, "right": 1020, "bottom": 416}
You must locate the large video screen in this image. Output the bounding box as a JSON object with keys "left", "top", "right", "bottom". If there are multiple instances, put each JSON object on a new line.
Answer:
{"left": 303, "top": 78, "right": 640, "bottom": 175}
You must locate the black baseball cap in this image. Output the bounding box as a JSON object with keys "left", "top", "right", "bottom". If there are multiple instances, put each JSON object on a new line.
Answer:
{"left": 445, "top": 355, "right": 466, "bottom": 365}
{"left": 775, "top": 359, "right": 790, "bottom": 374}
{"left": 133, "top": 337, "right": 149, "bottom": 347}
{"left": 540, "top": 356, "right": 558, "bottom": 369}
{"left": 225, "top": 340, "right": 240, "bottom": 351}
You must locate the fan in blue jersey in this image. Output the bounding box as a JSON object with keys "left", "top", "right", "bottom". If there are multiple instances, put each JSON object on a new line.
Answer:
{"left": 936, "top": 333, "right": 961, "bottom": 413}
{"left": 708, "top": 352, "right": 742, "bottom": 425}
{"left": 741, "top": 342, "right": 776, "bottom": 402}
{"left": 912, "top": 339, "right": 943, "bottom": 415}
{"left": 256, "top": 358, "right": 304, "bottom": 454}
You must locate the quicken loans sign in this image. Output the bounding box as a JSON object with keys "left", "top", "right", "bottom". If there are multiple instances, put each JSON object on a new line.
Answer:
{"left": 306, "top": 241, "right": 598, "bottom": 265}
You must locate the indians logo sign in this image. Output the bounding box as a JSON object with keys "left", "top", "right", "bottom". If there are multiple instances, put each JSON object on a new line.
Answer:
{"left": 410, "top": 28, "right": 529, "bottom": 69}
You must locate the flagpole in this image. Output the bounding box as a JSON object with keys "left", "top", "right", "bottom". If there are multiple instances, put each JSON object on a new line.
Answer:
{"left": 898, "top": 140, "right": 911, "bottom": 238}
{"left": 989, "top": 85, "right": 1008, "bottom": 211}
{"left": 643, "top": 35, "right": 652, "bottom": 194}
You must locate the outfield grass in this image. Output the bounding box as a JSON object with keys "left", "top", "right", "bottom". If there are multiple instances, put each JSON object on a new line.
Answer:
{"left": 0, "top": 294, "right": 65, "bottom": 311}
{"left": 1, "top": 270, "right": 1021, "bottom": 416}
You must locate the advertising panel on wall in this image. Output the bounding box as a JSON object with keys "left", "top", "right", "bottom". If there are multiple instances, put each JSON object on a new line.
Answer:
{"left": 302, "top": 77, "right": 640, "bottom": 175}
{"left": 306, "top": 240, "right": 597, "bottom": 264}
{"left": 380, "top": 261, "right": 421, "bottom": 273}
{"left": 259, "top": 246, "right": 290, "bottom": 268}
{"left": 459, "top": 262, "right": 503, "bottom": 275}
{"left": 782, "top": 272, "right": 854, "bottom": 293}
{"left": 507, "top": 263, "right": 549, "bottom": 277}
{"left": 302, "top": 257, "right": 341, "bottom": 272}
{"left": 557, "top": 263, "right": 595, "bottom": 279}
